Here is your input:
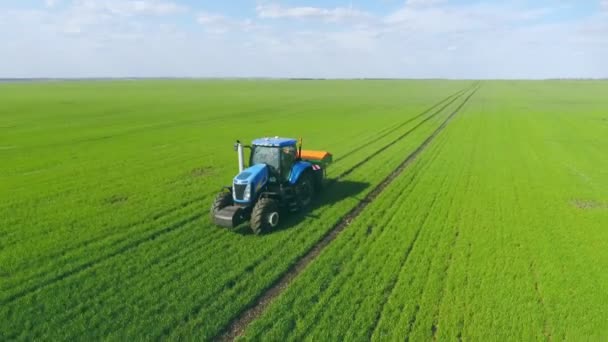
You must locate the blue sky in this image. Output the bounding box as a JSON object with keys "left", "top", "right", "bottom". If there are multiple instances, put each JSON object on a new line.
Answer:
{"left": 1, "top": 0, "right": 607, "bottom": 78}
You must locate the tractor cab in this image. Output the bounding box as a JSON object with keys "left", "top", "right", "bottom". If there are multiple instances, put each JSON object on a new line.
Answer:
{"left": 250, "top": 137, "right": 298, "bottom": 183}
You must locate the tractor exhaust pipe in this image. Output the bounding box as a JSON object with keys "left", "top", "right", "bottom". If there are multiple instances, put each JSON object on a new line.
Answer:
{"left": 235, "top": 140, "right": 245, "bottom": 172}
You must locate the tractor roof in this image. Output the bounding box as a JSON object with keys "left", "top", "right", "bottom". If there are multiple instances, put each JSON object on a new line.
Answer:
{"left": 252, "top": 137, "right": 297, "bottom": 147}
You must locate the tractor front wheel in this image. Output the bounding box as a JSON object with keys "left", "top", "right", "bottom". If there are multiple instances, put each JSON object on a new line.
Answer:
{"left": 250, "top": 198, "right": 279, "bottom": 235}
{"left": 210, "top": 191, "right": 232, "bottom": 221}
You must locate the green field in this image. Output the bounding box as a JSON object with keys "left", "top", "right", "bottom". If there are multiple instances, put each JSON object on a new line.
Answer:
{"left": 1, "top": 80, "right": 607, "bottom": 340}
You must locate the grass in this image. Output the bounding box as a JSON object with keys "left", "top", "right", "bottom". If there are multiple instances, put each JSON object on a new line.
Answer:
{"left": 2, "top": 80, "right": 606, "bottom": 340}
{"left": 241, "top": 80, "right": 608, "bottom": 340}
{"left": 0, "top": 79, "right": 471, "bottom": 339}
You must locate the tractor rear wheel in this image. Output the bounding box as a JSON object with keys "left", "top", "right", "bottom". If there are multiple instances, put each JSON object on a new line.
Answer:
{"left": 250, "top": 198, "right": 279, "bottom": 235}
{"left": 210, "top": 191, "right": 232, "bottom": 221}
{"left": 295, "top": 172, "right": 315, "bottom": 209}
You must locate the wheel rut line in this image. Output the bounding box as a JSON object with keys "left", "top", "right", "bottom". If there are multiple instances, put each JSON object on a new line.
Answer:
{"left": 215, "top": 83, "right": 481, "bottom": 341}
{"left": 430, "top": 229, "right": 459, "bottom": 340}
{"left": 399, "top": 148, "right": 462, "bottom": 339}
{"left": 45, "top": 238, "right": 212, "bottom": 330}
{"left": 2, "top": 191, "right": 216, "bottom": 296}
{"left": 368, "top": 136, "right": 454, "bottom": 340}
{"left": 364, "top": 140, "right": 454, "bottom": 341}
{"left": 368, "top": 191, "right": 442, "bottom": 340}
{"left": 0, "top": 213, "right": 203, "bottom": 306}
{"left": 529, "top": 260, "right": 553, "bottom": 341}
{"left": 431, "top": 130, "right": 478, "bottom": 340}
{"left": 334, "top": 86, "right": 470, "bottom": 163}
{"left": 274, "top": 151, "right": 446, "bottom": 341}
{"left": 333, "top": 84, "right": 475, "bottom": 181}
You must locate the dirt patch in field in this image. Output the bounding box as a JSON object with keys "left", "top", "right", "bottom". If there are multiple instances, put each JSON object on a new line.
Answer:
{"left": 104, "top": 194, "right": 129, "bottom": 205}
{"left": 191, "top": 166, "right": 214, "bottom": 178}
{"left": 571, "top": 199, "right": 607, "bottom": 209}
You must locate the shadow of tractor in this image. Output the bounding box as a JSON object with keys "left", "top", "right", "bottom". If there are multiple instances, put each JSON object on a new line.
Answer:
{"left": 232, "top": 179, "right": 369, "bottom": 235}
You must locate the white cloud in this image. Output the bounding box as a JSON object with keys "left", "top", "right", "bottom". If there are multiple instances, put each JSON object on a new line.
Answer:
{"left": 0, "top": 1, "right": 607, "bottom": 78}
{"left": 405, "top": 0, "right": 447, "bottom": 9}
{"left": 41, "top": 0, "right": 187, "bottom": 37}
{"left": 256, "top": 4, "right": 371, "bottom": 22}
{"left": 602, "top": 0, "right": 608, "bottom": 10}
{"left": 197, "top": 12, "right": 226, "bottom": 25}
{"left": 247, "top": 1, "right": 608, "bottom": 79}
{"left": 385, "top": 3, "right": 553, "bottom": 34}
{"left": 72, "top": 0, "right": 186, "bottom": 17}
{"left": 197, "top": 12, "right": 260, "bottom": 34}
{"left": 45, "top": 0, "right": 60, "bottom": 8}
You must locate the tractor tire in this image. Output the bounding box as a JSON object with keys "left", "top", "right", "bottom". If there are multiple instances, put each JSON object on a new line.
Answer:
{"left": 250, "top": 198, "right": 280, "bottom": 235}
{"left": 313, "top": 168, "right": 325, "bottom": 192}
{"left": 295, "top": 172, "right": 315, "bottom": 209}
{"left": 210, "top": 191, "right": 232, "bottom": 220}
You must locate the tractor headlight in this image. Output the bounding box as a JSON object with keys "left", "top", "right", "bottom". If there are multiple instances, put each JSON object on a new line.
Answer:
{"left": 243, "top": 183, "right": 251, "bottom": 201}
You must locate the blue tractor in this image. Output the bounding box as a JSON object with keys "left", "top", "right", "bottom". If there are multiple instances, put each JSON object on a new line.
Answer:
{"left": 211, "top": 137, "right": 332, "bottom": 234}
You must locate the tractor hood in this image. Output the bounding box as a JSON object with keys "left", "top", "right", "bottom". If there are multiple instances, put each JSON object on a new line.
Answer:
{"left": 232, "top": 164, "right": 269, "bottom": 204}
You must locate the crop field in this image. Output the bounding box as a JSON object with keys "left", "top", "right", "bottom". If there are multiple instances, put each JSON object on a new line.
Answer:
{"left": 1, "top": 80, "right": 607, "bottom": 340}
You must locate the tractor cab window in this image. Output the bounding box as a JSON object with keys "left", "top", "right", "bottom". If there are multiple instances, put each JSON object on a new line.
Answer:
{"left": 251, "top": 144, "right": 297, "bottom": 182}
{"left": 251, "top": 146, "right": 280, "bottom": 171}
{"left": 280, "top": 146, "right": 297, "bottom": 181}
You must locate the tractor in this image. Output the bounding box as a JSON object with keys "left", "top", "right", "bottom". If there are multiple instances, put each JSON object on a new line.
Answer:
{"left": 211, "top": 137, "right": 332, "bottom": 234}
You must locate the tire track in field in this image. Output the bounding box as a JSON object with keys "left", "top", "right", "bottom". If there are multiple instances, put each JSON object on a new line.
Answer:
{"left": 287, "top": 134, "right": 453, "bottom": 340}
{"left": 529, "top": 261, "right": 553, "bottom": 341}
{"left": 368, "top": 166, "right": 450, "bottom": 340}
{"left": 0, "top": 184, "right": 215, "bottom": 253}
{"left": 0, "top": 213, "right": 202, "bottom": 307}
{"left": 430, "top": 118, "right": 479, "bottom": 340}
{"left": 334, "top": 86, "right": 470, "bottom": 163}
{"left": 333, "top": 83, "right": 476, "bottom": 181}
{"left": 367, "top": 199, "right": 436, "bottom": 339}
{"left": 371, "top": 139, "right": 457, "bottom": 340}
{"left": 19, "top": 101, "right": 302, "bottom": 151}
{"left": 216, "top": 83, "right": 481, "bottom": 341}
{"left": 403, "top": 222, "right": 453, "bottom": 339}
{"left": 430, "top": 222, "right": 461, "bottom": 339}
{"left": 0, "top": 191, "right": 215, "bottom": 296}
{"left": 39, "top": 233, "right": 212, "bottom": 335}
{"left": 509, "top": 136, "right": 554, "bottom": 341}
{"left": 367, "top": 88, "right": 472, "bottom": 339}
